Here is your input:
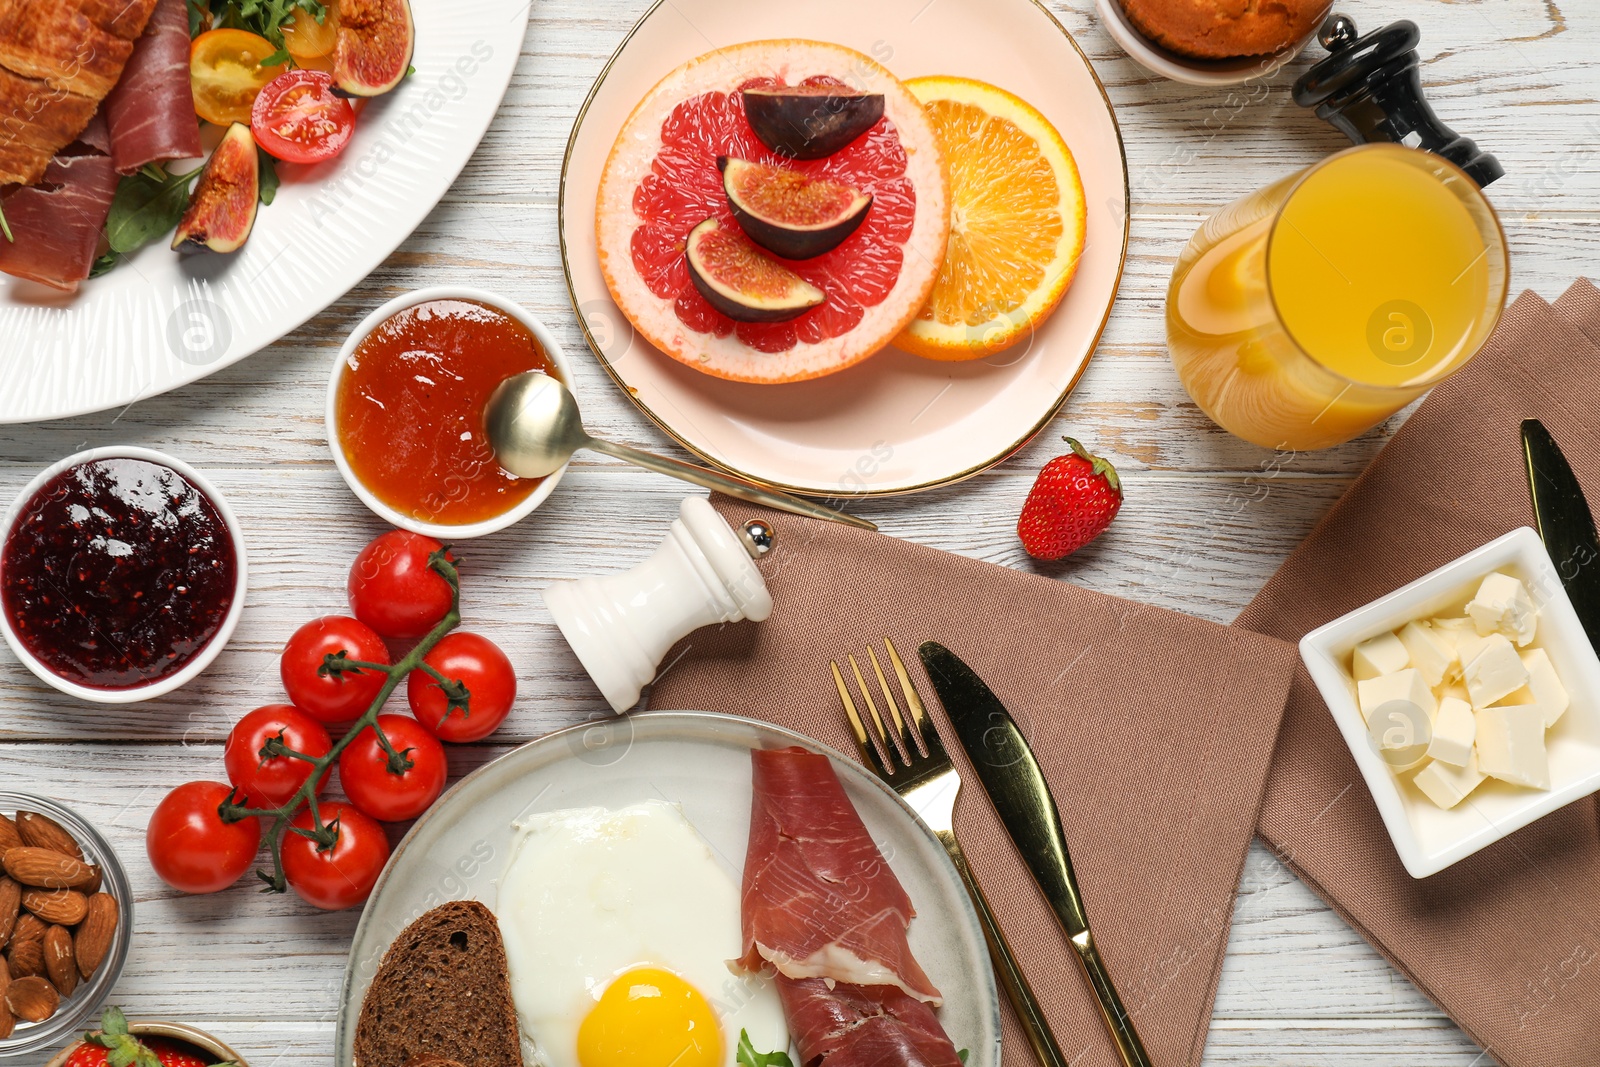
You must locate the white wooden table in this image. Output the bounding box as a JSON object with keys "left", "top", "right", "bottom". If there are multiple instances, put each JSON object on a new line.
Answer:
{"left": 3, "top": 0, "right": 1592, "bottom": 1062}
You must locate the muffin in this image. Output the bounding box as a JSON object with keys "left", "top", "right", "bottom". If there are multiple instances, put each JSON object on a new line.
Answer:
{"left": 1118, "top": 0, "right": 1330, "bottom": 59}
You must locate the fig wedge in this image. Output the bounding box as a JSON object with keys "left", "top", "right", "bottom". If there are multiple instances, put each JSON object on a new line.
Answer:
{"left": 720, "top": 156, "right": 872, "bottom": 260}
{"left": 172, "top": 123, "right": 259, "bottom": 255}
{"left": 333, "top": 0, "right": 416, "bottom": 97}
{"left": 685, "top": 217, "right": 825, "bottom": 323}
{"left": 742, "top": 86, "right": 885, "bottom": 160}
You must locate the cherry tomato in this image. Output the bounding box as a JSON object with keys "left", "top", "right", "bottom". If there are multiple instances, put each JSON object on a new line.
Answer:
{"left": 338, "top": 714, "right": 449, "bottom": 821}
{"left": 281, "top": 4, "right": 338, "bottom": 62}
{"left": 251, "top": 69, "right": 356, "bottom": 165}
{"left": 190, "top": 28, "right": 286, "bottom": 126}
{"left": 224, "top": 704, "right": 334, "bottom": 807}
{"left": 281, "top": 800, "right": 390, "bottom": 910}
{"left": 146, "top": 781, "right": 261, "bottom": 894}
{"left": 347, "top": 531, "right": 456, "bottom": 640}
{"left": 280, "top": 615, "right": 391, "bottom": 725}
{"left": 407, "top": 631, "right": 517, "bottom": 742}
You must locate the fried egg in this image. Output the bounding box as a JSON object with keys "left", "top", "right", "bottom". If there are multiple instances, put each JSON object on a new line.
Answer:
{"left": 496, "top": 801, "right": 789, "bottom": 1067}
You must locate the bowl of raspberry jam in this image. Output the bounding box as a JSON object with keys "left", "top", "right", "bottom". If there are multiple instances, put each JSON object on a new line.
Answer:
{"left": 0, "top": 448, "right": 247, "bottom": 703}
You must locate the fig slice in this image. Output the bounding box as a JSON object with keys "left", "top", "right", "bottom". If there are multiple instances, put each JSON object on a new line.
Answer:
{"left": 333, "top": 0, "right": 416, "bottom": 97}
{"left": 719, "top": 156, "right": 872, "bottom": 260}
{"left": 742, "top": 86, "right": 885, "bottom": 160}
{"left": 685, "top": 217, "right": 826, "bottom": 323}
{"left": 172, "top": 123, "right": 259, "bottom": 255}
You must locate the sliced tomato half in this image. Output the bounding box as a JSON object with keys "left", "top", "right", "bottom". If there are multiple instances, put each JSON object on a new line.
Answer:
{"left": 251, "top": 69, "right": 357, "bottom": 165}
{"left": 191, "top": 28, "right": 287, "bottom": 127}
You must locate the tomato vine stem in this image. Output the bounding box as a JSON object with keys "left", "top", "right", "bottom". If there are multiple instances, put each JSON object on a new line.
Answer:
{"left": 219, "top": 547, "right": 464, "bottom": 893}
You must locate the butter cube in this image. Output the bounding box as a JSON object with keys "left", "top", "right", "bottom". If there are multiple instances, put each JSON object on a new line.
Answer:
{"left": 1427, "top": 696, "right": 1476, "bottom": 767}
{"left": 1461, "top": 633, "right": 1530, "bottom": 709}
{"left": 1398, "top": 621, "right": 1454, "bottom": 687}
{"left": 1467, "top": 572, "right": 1538, "bottom": 646}
{"left": 1413, "top": 752, "right": 1488, "bottom": 810}
{"left": 1358, "top": 668, "right": 1437, "bottom": 717}
{"left": 1521, "top": 648, "right": 1569, "bottom": 728}
{"left": 1352, "top": 631, "right": 1410, "bottom": 681}
{"left": 1475, "top": 705, "right": 1551, "bottom": 790}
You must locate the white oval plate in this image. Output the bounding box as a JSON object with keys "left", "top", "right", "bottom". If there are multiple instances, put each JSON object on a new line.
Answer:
{"left": 0, "top": 0, "right": 527, "bottom": 425}
{"left": 334, "top": 711, "right": 1001, "bottom": 1067}
{"left": 560, "top": 0, "right": 1128, "bottom": 496}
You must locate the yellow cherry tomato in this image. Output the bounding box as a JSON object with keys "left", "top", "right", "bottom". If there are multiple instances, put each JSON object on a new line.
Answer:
{"left": 282, "top": 3, "right": 339, "bottom": 62}
{"left": 190, "top": 28, "right": 286, "bottom": 127}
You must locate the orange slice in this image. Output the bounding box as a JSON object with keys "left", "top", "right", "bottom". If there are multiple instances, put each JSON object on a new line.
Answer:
{"left": 894, "top": 76, "right": 1087, "bottom": 361}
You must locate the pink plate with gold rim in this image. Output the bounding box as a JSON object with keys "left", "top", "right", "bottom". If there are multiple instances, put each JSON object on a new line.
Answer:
{"left": 560, "top": 0, "right": 1128, "bottom": 497}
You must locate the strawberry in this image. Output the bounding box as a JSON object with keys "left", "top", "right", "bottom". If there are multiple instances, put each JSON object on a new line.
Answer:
{"left": 1016, "top": 436, "right": 1123, "bottom": 561}
{"left": 67, "top": 1009, "right": 238, "bottom": 1067}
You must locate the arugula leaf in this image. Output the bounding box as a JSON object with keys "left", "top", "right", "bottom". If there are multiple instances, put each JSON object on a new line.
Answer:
{"left": 958, "top": 1051, "right": 969, "bottom": 1064}
{"left": 257, "top": 148, "right": 280, "bottom": 205}
{"left": 195, "top": 0, "right": 327, "bottom": 48}
{"left": 0, "top": 200, "right": 11, "bottom": 244}
{"left": 737, "top": 1030, "right": 795, "bottom": 1067}
{"left": 89, "top": 252, "right": 119, "bottom": 278}
{"left": 105, "top": 165, "right": 198, "bottom": 256}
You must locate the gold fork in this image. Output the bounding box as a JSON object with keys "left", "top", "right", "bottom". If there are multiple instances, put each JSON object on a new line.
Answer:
{"left": 832, "top": 639, "right": 1069, "bottom": 1067}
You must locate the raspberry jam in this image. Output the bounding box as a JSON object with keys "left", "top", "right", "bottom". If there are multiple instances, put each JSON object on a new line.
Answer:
{"left": 1, "top": 457, "right": 238, "bottom": 690}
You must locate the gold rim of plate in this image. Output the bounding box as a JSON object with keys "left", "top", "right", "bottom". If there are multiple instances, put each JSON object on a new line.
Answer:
{"left": 555, "top": 0, "right": 1131, "bottom": 499}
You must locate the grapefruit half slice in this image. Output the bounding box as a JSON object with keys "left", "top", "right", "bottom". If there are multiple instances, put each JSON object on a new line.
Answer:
{"left": 596, "top": 40, "right": 950, "bottom": 384}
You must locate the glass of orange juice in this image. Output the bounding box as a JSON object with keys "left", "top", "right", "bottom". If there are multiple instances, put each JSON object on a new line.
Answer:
{"left": 1167, "top": 143, "right": 1508, "bottom": 451}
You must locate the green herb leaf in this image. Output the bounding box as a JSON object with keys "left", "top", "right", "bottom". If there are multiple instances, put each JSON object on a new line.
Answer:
{"left": 89, "top": 252, "right": 120, "bottom": 278}
{"left": 262, "top": 46, "right": 291, "bottom": 67}
{"left": 958, "top": 1050, "right": 969, "bottom": 1064}
{"left": 737, "top": 1030, "right": 795, "bottom": 1067}
{"left": 257, "top": 147, "right": 280, "bottom": 205}
{"left": 104, "top": 166, "right": 197, "bottom": 255}
{"left": 0, "top": 200, "right": 12, "bottom": 244}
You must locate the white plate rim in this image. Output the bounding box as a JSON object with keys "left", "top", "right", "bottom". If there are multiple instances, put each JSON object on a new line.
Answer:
{"left": 333, "top": 709, "right": 1003, "bottom": 1067}
{"left": 556, "top": 0, "right": 1131, "bottom": 498}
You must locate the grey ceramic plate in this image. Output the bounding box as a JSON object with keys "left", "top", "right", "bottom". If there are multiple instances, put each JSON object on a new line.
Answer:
{"left": 334, "top": 710, "right": 1001, "bottom": 1067}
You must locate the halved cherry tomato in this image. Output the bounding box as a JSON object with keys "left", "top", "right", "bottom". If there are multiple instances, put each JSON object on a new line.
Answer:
{"left": 281, "top": 3, "right": 339, "bottom": 62}
{"left": 252, "top": 69, "right": 356, "bottom": 164}
{"left": 191, "top": 28, "right": 287, "bottom": 127}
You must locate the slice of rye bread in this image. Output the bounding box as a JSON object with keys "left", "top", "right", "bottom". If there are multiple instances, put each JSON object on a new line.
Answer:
{"left": 354, "top": 900, "right": 525, "bottom": 1067}
{"left": 403, "top": 1059, "right": 468, "bottom": 1067}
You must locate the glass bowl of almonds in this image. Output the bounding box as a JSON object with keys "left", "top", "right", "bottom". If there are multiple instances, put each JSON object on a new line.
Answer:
{"left": 0, "top": 793, "right": 132, "bottom": 1058}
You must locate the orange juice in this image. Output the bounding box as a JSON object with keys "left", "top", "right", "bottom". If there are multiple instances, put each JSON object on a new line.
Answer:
{"left": 1167, "top": 145, "right": 1508, "bottom": 450}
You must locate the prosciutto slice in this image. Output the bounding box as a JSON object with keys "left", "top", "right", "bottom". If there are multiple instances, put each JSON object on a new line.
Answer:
{"left": 105, "top": 0, "right": 200, "bottom": 174}
{"left": 740, "top": 747, "right": 942, "bottom": 1004}
{"left": 0, "top": 114, "right": 119, "bottom": 291}
{"left": 776, "top": 977, "right": 963, "bottom": 1067}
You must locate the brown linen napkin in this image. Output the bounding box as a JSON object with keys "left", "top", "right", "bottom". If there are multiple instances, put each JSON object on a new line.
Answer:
{"left": 1237, "top": 280, "right": 1600, "bottom": 1067}
{"left": 647, "top": 506, "right": 1301, "bottom": 1067}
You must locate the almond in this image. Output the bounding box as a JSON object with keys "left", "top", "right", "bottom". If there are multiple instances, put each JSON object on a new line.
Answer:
{"left": 0, "top": 958, "right": 10, "bottom": 1038}
{"left": 5, "top": 974, "right": 58, "bottom": 1022}
{"left": 42, "top": 925, "right": 75, "bottom": 997}
{"left": 10, "top": 912, "right": 43, "bottom": 949}
{"left": 0, "top": 816, "right": 20, "bottom": 855}
{"left": 15, "top": 812, "right": 83, "bottom": 861}
{"left": 81, "top": 863, "right": 103, "bottom": 896}
{"left": 7, "top": 934, "right": 43, "bottom": 979}
{"left": 21, "top": 888, "right": 87, "bottom": 926}
{"left": 74, "top": 893, "right": 117, "bottom": 979}
{"left": 2, "top": 847, "right": 94, "bottom": 889}
{"left": 0, "top": 877, "right": 17, "bottom": 951}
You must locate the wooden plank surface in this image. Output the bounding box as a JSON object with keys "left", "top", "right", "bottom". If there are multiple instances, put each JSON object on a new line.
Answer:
{"left": 3, "top": 0, "right": 1591, "bottom": 1063}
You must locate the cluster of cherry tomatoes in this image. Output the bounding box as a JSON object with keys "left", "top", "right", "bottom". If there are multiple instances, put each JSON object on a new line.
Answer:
{"left": 145, "top": 531, "right": 516, "bottom": 911}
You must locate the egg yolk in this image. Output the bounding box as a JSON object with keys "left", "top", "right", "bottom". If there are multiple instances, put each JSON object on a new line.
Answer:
{"left": 577, "top": 967, "right": 724, "bottom": 1067}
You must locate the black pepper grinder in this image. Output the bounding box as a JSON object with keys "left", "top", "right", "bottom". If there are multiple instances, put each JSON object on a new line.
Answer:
{"left": 1292, "top": 13, "right": 1503, "bottom": 187}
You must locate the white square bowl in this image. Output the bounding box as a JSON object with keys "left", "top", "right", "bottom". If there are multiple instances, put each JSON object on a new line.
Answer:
{"left": 1300, "top": 527, "right": 1600, "bottom": 878}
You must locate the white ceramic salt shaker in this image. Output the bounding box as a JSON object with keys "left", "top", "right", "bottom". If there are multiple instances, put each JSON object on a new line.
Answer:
{"left": 543, "top": 495, "right": 774, "bottom": 713}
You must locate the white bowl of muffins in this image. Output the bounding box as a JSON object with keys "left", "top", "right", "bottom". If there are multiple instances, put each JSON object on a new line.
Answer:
{"left": 1096, "top": 0, "right": 1330, "bottom": 85}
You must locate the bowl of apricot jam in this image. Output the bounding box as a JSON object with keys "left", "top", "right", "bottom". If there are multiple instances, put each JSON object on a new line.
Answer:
{"left": 0, "top": 447, "right": 248, "bottom": 703}
{"left": 327, "top": 287, "right": 574, "bottom": 539}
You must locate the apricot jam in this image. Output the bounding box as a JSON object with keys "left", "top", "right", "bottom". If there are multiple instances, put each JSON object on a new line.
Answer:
{"left": 334, "top": 299, "right": 559, "bottom": 527}
{"left": 1, "top": 457, "right": 237, "bottom": 689}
